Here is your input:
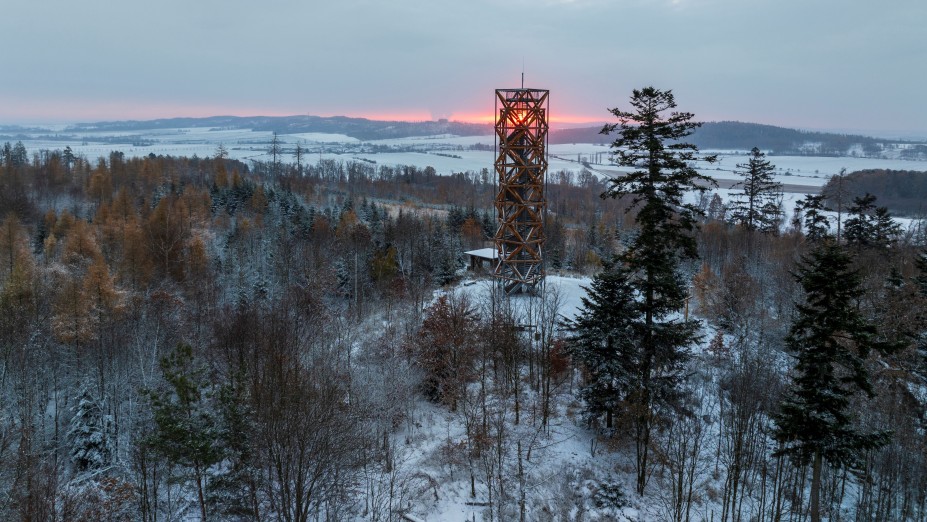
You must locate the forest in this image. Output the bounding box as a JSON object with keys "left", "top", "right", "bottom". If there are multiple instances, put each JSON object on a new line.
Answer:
{"left": 1, "top": 88, "right": 927, "bottom": 522}
{"left": 821, "top": 168, "right": 927, "bottom": 217}
{"left": 548, "top": 121, "right": 924, "bottom": 158}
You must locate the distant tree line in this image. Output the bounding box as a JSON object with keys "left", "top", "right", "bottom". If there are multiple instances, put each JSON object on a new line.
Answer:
{"left": 549, "top": 121, "right": 925, "bottom": 157}
{"left": 821, "top": 168, "right": 927, "bottom": 217}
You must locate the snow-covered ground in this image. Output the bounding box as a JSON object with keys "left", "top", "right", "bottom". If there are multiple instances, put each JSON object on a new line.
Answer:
{"left": 390, "top": 275, "right": 653, "bottom": 521}
{"left": 386, "top": 274, "right": 753, "bottom": 521}
{"left": 451, "top": 274, "right": 593, "bottom": 326}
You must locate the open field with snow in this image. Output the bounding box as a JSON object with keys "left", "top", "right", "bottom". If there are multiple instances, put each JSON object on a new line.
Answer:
{"left": 9, "top": 126, "right": 927, "bottom": 211}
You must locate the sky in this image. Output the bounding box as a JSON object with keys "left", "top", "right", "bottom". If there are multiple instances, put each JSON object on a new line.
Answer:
{"left": 1, "top": 0, "right": 924, "bottom": 135}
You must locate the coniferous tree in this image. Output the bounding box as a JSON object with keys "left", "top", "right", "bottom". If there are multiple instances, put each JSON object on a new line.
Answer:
{"left": 63, "top": 145, "right": 75, "bottom": 175}
{"left": 844, "top": 193, "right": 877, "bottom": 248}
{"left": 68, "top": 388, "right": 113, "bottom": 474}
{"left": 210, "top": 374, "right": 259, "bottom": 519}
{"left": 773, "top": 242, "right": 894, "bottom": 522}
{"left": 832, "top": 169, "right": 852, "bottom": 241}
{"left": 872, "top": 206, "right": 901, "bottom": 249}
{"left": 914, "top": 251, "right": 927, "bottom": 380}
{"left": 843, "top": 193, "right": 901, "bottom": 250}
{"left": 594, "top": 86, "right": 716, "bottom": 495}
{"left": 569, "top": 264, "right": 639, "bottom": 430}
{"left": 793, "top": 194, "right": 832, "bottom": 241}
{"left": 147, "top": 343, "right": 223, "bottom": 522}
{"left": 728, "top": 147, "right": 783, "bottom": 232}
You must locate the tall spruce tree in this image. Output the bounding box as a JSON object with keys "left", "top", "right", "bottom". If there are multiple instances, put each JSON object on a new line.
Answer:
{"left": 588, "top": 86, "right": 715, "bottom": 495}
{"left": 844, "top": 193, "right": 877, "bottom": 248}
{"left": 844, "top": 193, "right": 901, "bottom": 250}
{"left": 728, "top": 147, "right": 783, "bottom": 232}
{"left": 773, "top": 242, "right": 893, "bottom": 522}
{"left": 793, "top": 194, "right": 832, "bottom": 241}
{"left": 569, "top": 264, "right": 639, "bottom": 431}
{"left": 872, "top": 206, "right": 901, "bottom": 248}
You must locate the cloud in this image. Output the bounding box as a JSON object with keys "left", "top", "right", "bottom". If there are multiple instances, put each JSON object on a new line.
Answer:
{"left": 0, "top": 0, "right": 924, "bottom": 132}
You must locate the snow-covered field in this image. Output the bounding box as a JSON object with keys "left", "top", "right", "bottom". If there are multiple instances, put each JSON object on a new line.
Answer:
{"left": 10, "top": 126, "right": 927, "bottom": 219}
{"left": 11, "top": 126, "right": 926, "bottom": 181}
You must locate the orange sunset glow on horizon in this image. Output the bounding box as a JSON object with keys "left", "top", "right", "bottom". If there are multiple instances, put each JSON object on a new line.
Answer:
{"left": 1, "top": 102, "right": 607, "bottom": 128}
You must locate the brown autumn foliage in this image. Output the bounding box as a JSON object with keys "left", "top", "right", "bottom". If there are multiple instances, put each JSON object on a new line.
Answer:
{"left": 411, "top": 293, "right": 479, "bottom": 410}
{"left": 2, "top": 144, "right": 926, "bottom": 520}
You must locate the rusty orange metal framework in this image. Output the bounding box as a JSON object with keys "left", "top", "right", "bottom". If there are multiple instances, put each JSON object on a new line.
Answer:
{"left": 493, "top": 88, "right": 548, "bottom": 294}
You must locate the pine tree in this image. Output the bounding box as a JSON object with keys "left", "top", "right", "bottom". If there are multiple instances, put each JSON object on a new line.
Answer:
{"left": 844, "top": 193, "right": 877, "bottom": 248}
{"left": 63, "top": 145, "right": 75, "bottom": 175}
{"left": 773, "top": 242, "right": 893, "bottom": 522}
{"left": 568, "top": 264, "right": 639, "bottom": 430}
{"left": 842, "top": 193, "right": 901, "bottom": 250}
{"left": 210, "top": 373, "right": 258, "bottom": 519}
{"left": 146, "top": 343, "right": 223, "bottom": 522}
{"left": 293, "top": 142, "right": 304, "bottom": 175}
{"left": 68, "top": 387, "right": 113, "bottom": 473}
{"left": 728, "top": 147, "right": 783, "bottom": 232}
{"left": 793, "top": 195, "right": 832, "bottom": 241}
{"left": 872, "top": 206, "right": 901, "bottom": 249}
{"left": 597, "top": 86, "right": 715, "bottom": 495}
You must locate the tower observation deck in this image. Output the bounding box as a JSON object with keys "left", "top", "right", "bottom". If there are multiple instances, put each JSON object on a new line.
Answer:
{"left": 493, "top": 88, "right": 548, "bottom": 294}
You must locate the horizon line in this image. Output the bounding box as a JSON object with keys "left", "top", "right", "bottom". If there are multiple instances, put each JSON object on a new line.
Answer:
{"left": 2, "top": 113, "right": 925, "bottom": 140}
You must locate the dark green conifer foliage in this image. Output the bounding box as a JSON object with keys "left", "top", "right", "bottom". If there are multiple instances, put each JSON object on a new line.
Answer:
{"left": 872, "top": 206, "right": 901, "bottom": 249}
{"left": 584, "top": 86, "right": 715, "bottom": 495}
{"left": 601, "top": 87, "right": 717, "bottom": 263}
{"left": 844, "top": 193, "right": 901, "bottom": 250}
{"left": 210, "top": 372, "right": 258, "bottom": 518}
{"left": 793, "top": 195, "right": 832, "bottom": 241}
{"left": 728, "top": 147, "right": 783, "bottom": 232}
{"left": 914, "top": 251, "right": 927, "bottom": 380}
{"left": 568, "top": 264, "right": 638, "bottom": 430}
{"left": 916, "top": 251, "right": 927, "bottom": 297}
{"left": 844, "top": 193, "right": 878, "bottom": 248}
{"left": 147, "top": 343, "right": 223, "bottom": 522}
{"left": 773, "top": 242, "right": 893, "bottom": 522}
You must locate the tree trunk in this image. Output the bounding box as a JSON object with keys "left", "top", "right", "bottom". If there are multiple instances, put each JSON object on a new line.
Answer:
{"left": 195, "top": 462, "right": 208, "bottom": 522}
{"left": 810, "top": 451, "right": 822, "bottom": 522}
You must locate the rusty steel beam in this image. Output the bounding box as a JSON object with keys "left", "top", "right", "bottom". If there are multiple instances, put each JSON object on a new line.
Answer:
{"left": 493, "top": 88, "right": 548, "bottom": 294}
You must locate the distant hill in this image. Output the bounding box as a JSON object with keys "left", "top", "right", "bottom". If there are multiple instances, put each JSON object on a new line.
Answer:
{"left": 60, "top": 116, "right": 927, "bottom": 158}
{"left": 548, "top": 125, "right": 612, "bottom": 145}
{"left": 65, "top": 115, "right": 492, "bottom": 141}
{"left": 549, "top": 121, "right": 927, "bottom": 157}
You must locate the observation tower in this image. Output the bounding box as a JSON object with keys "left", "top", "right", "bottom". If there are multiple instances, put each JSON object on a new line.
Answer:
{"left": 493, "top": 86, "right": 548, "bottom": 294}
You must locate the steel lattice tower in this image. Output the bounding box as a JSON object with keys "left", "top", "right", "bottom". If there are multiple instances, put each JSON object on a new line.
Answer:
{"left": 493, "top": 88, "right": 548, "bottom": 294}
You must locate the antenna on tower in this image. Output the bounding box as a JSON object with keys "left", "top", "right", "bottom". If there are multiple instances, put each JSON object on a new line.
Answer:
{"left": 521, "top": 58, "right": 525, "bottom": 88}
